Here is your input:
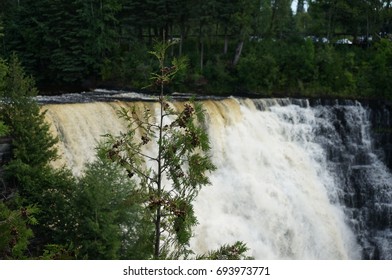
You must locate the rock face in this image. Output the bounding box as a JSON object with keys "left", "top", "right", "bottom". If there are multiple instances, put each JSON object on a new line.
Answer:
{"left": 364, "top": 101, "right": 392, "bottom": 259}
{"left": 306, "top": 98, "right": 392, "bottom": 170}
{"left": 307, "top": 99, "right": 392, "bottom": 259}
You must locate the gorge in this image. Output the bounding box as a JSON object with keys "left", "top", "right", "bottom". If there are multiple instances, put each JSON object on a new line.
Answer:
{"left": 40, "top": 91, "right": 392, "bottom": 259}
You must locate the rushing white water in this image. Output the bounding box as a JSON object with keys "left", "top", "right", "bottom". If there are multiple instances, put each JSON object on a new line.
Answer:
{"left": 42, "top": 97, "right": 392, "bottom": 259}
{"left": 190, "top": 98, "right": 360, "bottom": 259}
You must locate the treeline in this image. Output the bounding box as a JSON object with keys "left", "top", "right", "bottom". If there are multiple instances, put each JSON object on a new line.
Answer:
{"left": 1, "top": 0, "right": 392, "bottom": 98}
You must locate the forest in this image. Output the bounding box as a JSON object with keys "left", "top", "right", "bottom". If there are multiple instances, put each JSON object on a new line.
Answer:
{"left": 1, "top": 0, "right": 392, "bottom": 99}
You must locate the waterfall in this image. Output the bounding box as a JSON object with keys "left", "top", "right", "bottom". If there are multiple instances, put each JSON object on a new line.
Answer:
{"left": 41, "top": 95, "right": 392, "bottom": 259}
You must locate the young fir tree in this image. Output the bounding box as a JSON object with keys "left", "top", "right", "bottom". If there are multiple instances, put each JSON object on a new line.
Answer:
{"left": 104, "top": 40, "right": 216, "bottom": 259}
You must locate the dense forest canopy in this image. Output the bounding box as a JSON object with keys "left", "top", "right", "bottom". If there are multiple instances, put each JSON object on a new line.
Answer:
{"left": 1, "top": 0, "right": 392, "bottom": 98}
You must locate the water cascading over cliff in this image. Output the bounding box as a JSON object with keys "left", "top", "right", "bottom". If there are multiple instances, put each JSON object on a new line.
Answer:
{"left": 41, "top": 94, "right": 392, "bottom": 259}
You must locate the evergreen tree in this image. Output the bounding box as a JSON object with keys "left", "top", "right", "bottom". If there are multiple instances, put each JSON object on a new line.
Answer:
{"left": 0, "top": 55, "right": 78, "bottom": 256}
{"left": 0, "top": 54, "right": 57, "bottom": 169}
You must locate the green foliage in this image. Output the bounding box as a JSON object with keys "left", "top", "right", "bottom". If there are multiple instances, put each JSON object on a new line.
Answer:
{"left": 0, "top": 58, "right": 6, "bottom": 90}
{"left": 71, "top": 151, "right": 154, "bottom": 259}
{"left": 1, "top": 0, "right": 392, "bottom": 98}
{"left": 197, "top": 241, "right": 253, "bottom": 260}
{"left": 32, "top": 169, "right": 77, "bottom": 247}
{"left": 265, "top": 0, "right": 293, "bottom": 38}
{"left": 203, "top": 55, "right": 235, "bottom": 94}
{"left": 0, "top": 201, "right": 38, "bottom": 259}
{"left": 0, "top": 120, "right": 9, "bottom": 136}
{"left": 2, "top": 0, "right": 122, "bottom": 86}
{"left": 236, "top": 43, "right": 279, "bottom": 94}
{"left": 367, "top": 39, "right": 392, "bottom": 99}
{"left": 39, "top": 244, "right": 76, "bottom": 260}
{"left": 101, "top": 42, "right": 153, "bottom": 88}
{"left": 148, "top": 39, "right": 189, "bottom": 90}
{"left": 0, "top": 54, "right": 58, "bottom": 167}
{"left": 3, "top": 161, "right": 78, "bottom": 255}
{"left": 105, "top": 99, "right": 216, "bottom": 259}
{"left": 0, "top": 54, "right": 77, "bottom": 258}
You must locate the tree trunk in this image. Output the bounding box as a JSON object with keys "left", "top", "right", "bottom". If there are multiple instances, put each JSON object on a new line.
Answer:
{"left": 154, "top": 143, "right": 163, "bottom": 259}
{"left": 199, "top": 21, "right": 204, "bottom": 71}
{"left": 179, "top": 27, "right": 184, "bottom": 56}
{"left": 232, "top": 40, "right": 244, "bottom": 66}
{"left": 154, "top": 52, "right": 166, "bottom": 259}
{"left": 269, "top": 1, "right": 278, "bottom": 36}
{"left": 327, "top": 3, "right": 336, "bottom": 40}
{"left": 296, "top": 0, "right": 305, "bottom": 14}
{"left": 200, "top": 41, "right": 204, "bottom": 71}
{"left": 223, "top": 27, "right": 228, "bottom": 55}
{"left": 154, "top": 142, "right": 162, "bottom": 258}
